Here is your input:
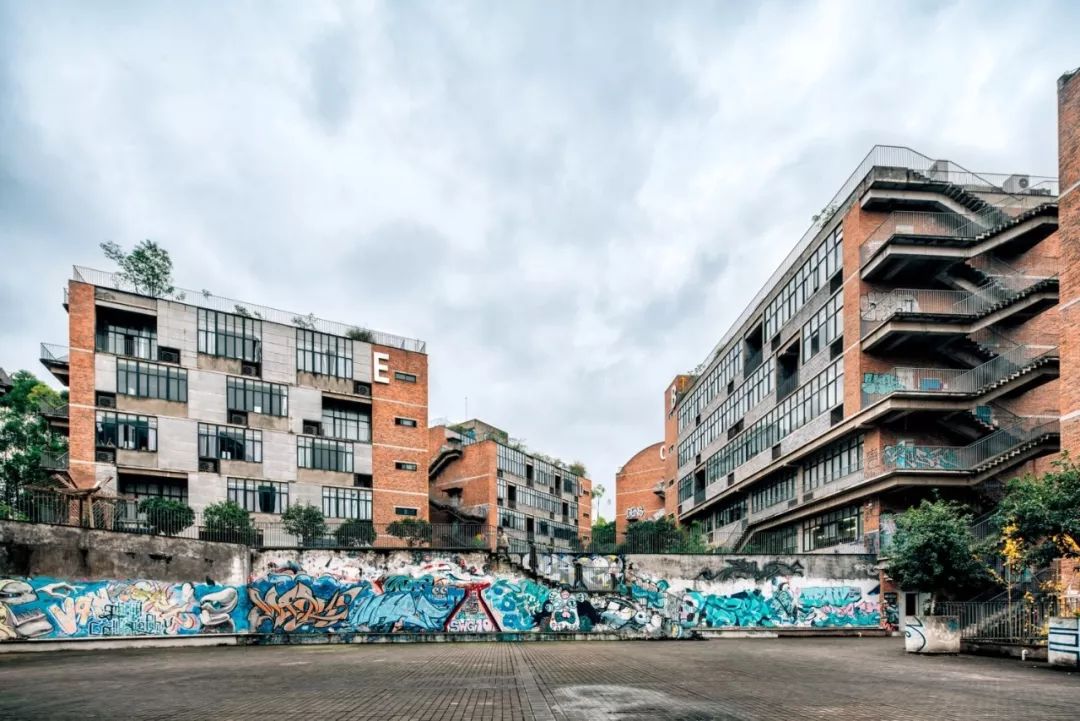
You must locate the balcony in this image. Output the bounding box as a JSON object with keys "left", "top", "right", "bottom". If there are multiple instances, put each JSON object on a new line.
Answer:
{"left": 652, "top": 481, "right": 666, "bottom": 497}
{"left": 860, "top": 344, "right": 1059, "bottom": 414}
{"left": 39, "top": 343, "right": 70, "bottom": 385}
{"left": 40, "top": 451, "right": 69, "bottom": 471}
{"left": 859, "top": 275, "right": 1058, "bottom": 353}
{"left": 38, "top": 400, "right": 70, "bottom": 433}
{"left": 859, "top": 206, "right": 1058, "bottom": 283}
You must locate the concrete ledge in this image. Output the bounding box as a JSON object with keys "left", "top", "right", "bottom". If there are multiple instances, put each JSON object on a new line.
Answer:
{"left": 700, "top": 627, "right": 888, "bottom": 639}
{"left": 241, "top": 632, "right": 668, "bottom": 644}
{"left": 962, "top": 640, "right": 1048, "bottom": 661}
{"left": 0, "top": 634, "right": 242, "bottom": 654}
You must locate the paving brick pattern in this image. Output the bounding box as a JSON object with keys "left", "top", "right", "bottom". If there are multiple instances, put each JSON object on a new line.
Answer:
{"left": 1, "top": 639, "right": 1079, "bottom": 720}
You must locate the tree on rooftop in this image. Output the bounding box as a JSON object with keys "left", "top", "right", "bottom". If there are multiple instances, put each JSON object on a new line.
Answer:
{"left": 100, "top": 240, "right": 175, "bottom": 298}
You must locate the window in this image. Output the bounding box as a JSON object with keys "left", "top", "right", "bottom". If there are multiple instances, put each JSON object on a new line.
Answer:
{"left": 322, "top": 403, "right": 371, "bottom": 442}
{"left": 749, "top": 525, "right": 797, "bottom": 554}
{"left": 803, "top": 434, "right": 863, "bottom": 491}
{"left": 750, "top": 470, "right": 796, "bottom": 513}
{"left": 804, "top": 505, "right": 861, "bottom": 551}
{"left": 395, "top": 507, "right": 418, "bottom": 517}
{"left": 677, "top": 345, "right": 742, "bottom": 433}
{"left": 228, "top": 477, "right": 288, "bottom": 514}
{"left": 764, "top": 226, "right": 842, "bottom": 339}
{"left": 298, "top": 436, "right": 354, "bottom": 472}
{"left": 296, "top": 329, "right": 353, "bottom": 378}
{"left": 802, "top": 291, "right": 843, "bottom": 363}
{"left": 322, "top": 486, "right": 371, "bottom": 519}
{"left": 710, "top": 497, "right": 747, "bottom": 527}
{"left": 116, "top": 359, "right": 188, "bottom": 402}
{"left": 198, "top": 309, "right": 261, "bottom": 362}
{"left": 395, "top": 461, "right": 418, "bottom": 471}
{"left": 226, "top": 376, "right": 287, "bottom": 416}
{"left": 96, "top": 412, "right": 157, "bottom": 451}
{"left": 496, "top": 444, "right": 529, "bottom": 479}
{"left": 119, "top": 477, "right": 187, "bottom": 503}
{"left": 394, "top": 371, "right": 417, "bottom": 383}
{"left": 395, "top": 417, "right": 418, "bottom": 427}
{"left": 198, "top": 423, "right": 263, "bottom": 463}
{"left": 97, "top": 321, "right": 157, "bottom": 360}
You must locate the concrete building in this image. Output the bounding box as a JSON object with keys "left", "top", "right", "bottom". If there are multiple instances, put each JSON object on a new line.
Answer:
{"left": 662, "top": 142, "right": 1064, "bottom": 554}
{"left": 40, "top": 266, "right": 430, "bottom": 529}
{"left": 428, "top": 419, "right": 592, "bottom": 552}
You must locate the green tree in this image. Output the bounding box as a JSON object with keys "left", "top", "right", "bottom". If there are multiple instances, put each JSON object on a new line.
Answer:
{"left": 282, "top": 503, "right": 327, "bottom": 546}
{"left": 334, "top": 518, "right": 376, "bottom": 547}
{"left": 101, "top": 240, "right": 175, "bottom": 298}
{"left": 139, "top": 497, "right": 195, "bottom": 536}
{"left": 202, "top": 500, "right": 256, "bottom": 543}
{"left": 569, "top": 461, "right": 588, "bottom": 477}
{"left": 887, "top": 498, "right": 990, "bottom": 612}
{"left": 996, "top": 455, "right": 1080, "bottom": 567}
{"left": 387, "top": 518, "right": 431, "bottom": 547}
{"left": 0, "top": 371, "right": 68, "bottom": 507}
{"left": 0, "top": 370, "right": 63, "bottom": 415}
{"left": 590, "top": 518, "right": 616, "bottom": 550}
{"left": 620, "top": 518, "right": 680, "bottom": 553}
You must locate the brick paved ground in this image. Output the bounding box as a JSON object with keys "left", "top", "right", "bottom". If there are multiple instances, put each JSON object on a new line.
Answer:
{"left": 1, "top": 639, "right": 1079, "bottom": 720}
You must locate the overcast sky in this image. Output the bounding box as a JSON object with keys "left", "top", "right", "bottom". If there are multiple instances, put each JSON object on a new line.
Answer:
{"left": 1, "top": 1, "right": 1077, "bottom": 521}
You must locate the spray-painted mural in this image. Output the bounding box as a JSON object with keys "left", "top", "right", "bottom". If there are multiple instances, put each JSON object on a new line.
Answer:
{"left": 0, "top": 578, "right": 243, "bottom": 641}
{"left": 1, "top": 551, "right": 885, "bottom": 642}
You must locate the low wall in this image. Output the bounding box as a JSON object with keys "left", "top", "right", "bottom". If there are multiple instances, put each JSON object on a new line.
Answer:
{"left": 0, "top": 522, "right": 890, "bottom": 644}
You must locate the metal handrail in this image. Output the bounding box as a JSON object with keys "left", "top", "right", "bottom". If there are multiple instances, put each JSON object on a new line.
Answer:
{"left": 860, "top": 209, "right": 1005, "bottom": 265}
{"left": 40, "top": 343, "right": 70, "bottom": 364}
{"left": 860, "top": 344, "right": 1058, "bottom": 406}
{"left": 72, "top": 266, "right": 427, "bottom": 353}
{"left": 872, "top": 419, "right": 1059, "bottom": 474}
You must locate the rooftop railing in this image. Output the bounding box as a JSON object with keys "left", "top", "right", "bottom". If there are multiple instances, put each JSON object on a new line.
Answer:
{"left": 71, "top": 265, "right": 427, "bottom": 353}
{"left": 39, "top": 343, "right": 69, "bottom": 364}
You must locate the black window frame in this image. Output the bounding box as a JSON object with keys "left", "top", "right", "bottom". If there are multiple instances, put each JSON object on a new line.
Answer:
{"left": 322, "top": 486, "right": 371, "bottom": 520}
{"left": 394, "top": 417, "right": 418, "bottom": 427}
{"left": 226, "top": 376, "right": 288, "bottom": 417}
{"left": 296, "top": 329, "right": 353, "bottom": 378}
{"left": 322, "top": 403, "right": 371, "bottom": 442}
{"left": 298, "top": 435, "right": 354, "bottom": 472}
{"left": 116, "top": 359, "right": 188, "bottom": 402}
{"left": 96, "top": 411, "right": 158, "bottom": 452}
{"left": 395, "top": 461, "right": 418, "bottom": 471}
{"left": 393, "top": 371, "right": 417, "bottom": 383}
{"left": 197, "top": 309, "right": 262, "bottom": 363}
{"left": 227, "top": 477, "right": 289, "bottom": 514}
{"left": 198, "top": 423, "right": 263, "bottom": 463}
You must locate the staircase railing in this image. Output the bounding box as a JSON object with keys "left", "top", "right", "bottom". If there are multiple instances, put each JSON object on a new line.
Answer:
{"left": 870, "top": 418, "right": 1059, "bottom": 474}
{"left": 860, "top": 344, "right": 1058, "bottom": 407}
{"left": 860, "top": 209, "right": 1005, "bottom": 265}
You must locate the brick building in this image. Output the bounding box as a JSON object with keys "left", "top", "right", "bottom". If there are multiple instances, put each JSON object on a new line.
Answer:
{"left": 1059, "top": 68, "right": 1080, "bottom": 453}
{"left": 428, "top": 419, "right": 592, "bottom": 552}
{"left": 664, "top": 142, "right": 1063, "bottom": 553}
{"left": 40, "top": 266, "right": 429, "bottom": 534}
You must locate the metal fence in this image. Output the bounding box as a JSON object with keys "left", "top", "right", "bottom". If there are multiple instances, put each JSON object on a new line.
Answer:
{"left": 936, "top": 598, "right": 1062, "bottom": 643}
{"left": 867, "top": 419, "right": 1059, "bottom": 474}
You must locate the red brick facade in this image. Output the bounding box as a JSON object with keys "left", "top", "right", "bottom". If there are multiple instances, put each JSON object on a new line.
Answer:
{"left": 1059, "top": 69, "right": 1080, "bottom": 453}
{"left": 614, "top": 442, "right": 665, "bottom": 540}
{"left": 66, "top": 280, "right": 97, "bottom": 488}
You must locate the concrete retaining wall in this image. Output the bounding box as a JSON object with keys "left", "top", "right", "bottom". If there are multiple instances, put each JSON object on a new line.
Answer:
{"left": 0, "top": 522, "right": 890, "bottom": 647}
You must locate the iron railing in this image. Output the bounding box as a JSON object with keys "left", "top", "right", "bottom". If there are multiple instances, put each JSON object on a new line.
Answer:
{"left": 39, "top": 451, "right": 69, "bottom": 470}
{"left": 869, "top": 419, "right": 1059, "bottom": 475}
{"left": 39, "top": 343, "right": 69, "bottom": 364}
{"left": 72, "top": 266, "right": 427, "bottom": 353}
{"left": 936, "top": 598, "right": 1060, "bottom": 642}
{"left": 37, "top": 400, "right": 69, "bottom": 419}
{"left": 860, "top": 209, "right": 1004, "bottom": 266}
{"left": 860, "top": 344, "right": 1059, "bottom": 407}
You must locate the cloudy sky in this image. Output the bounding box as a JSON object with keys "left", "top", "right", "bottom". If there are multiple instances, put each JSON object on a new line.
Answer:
{"left": 1, "top": 0, "right": 1076, "bottom": 520}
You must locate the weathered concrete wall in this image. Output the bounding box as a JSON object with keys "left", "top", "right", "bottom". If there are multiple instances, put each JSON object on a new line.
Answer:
{"left": 0, "top": 525, "right": 888, "bottom": 644}
{"left": 0, "top": 521, "right": 249, "bottom": 584}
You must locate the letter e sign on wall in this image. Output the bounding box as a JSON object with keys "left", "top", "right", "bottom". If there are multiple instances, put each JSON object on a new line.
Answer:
{"left": 373, "top": 351, "right": 390, "bottom": 384}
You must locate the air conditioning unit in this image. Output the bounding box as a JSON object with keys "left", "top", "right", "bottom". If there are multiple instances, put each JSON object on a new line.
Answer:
{"left": 241, "top": 363, "right": 259, "bottom": 377}
{"left": 95, "top": 449, "right": 116, "bottom": 463}
{"left": 198, "top": 459, "right": 219, "bottom": 474}
{"left": 1003, "top": 174, "right": 1031, "bottom": 193}
{"left": 303, "top": 422, "right": 321, "bottom": 435}
{"left": 354, "top": 382, "right": 371, "bottom": 397}
{"left": 158, "top": 348, "right": 180, "bottom": 364}
{"left": 229, "top": 412, "right": 248, "bottom": 426}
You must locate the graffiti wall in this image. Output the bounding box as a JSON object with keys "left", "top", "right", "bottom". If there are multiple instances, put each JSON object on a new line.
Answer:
{"left": 1, "top": 550, "right": 886, "bottom": 642}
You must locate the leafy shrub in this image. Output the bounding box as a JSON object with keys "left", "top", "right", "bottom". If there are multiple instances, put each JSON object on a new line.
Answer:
{"left": 334, "top": 519, "right": 376, "bottom": 547}
{"left": 138, "top": 497, "right": 195, "bottom": 536}
{"left": 387, "top": 518, "right": 431, "bottom": 547}
{"left": 201, "top": 500, "right": 257, "bottom": 544}
{"left": 282, "top": 503, "right": 327, "bottom": 546}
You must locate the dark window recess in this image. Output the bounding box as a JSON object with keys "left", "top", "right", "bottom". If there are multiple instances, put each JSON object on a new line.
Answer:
{"left": 96, "top": 392, "right": 117, "bottom": 409}
{"left": 727, "top": 473, "right": 735, "bottom": 488}
{"left": 395, "top": 461, "right": 418, "bottom": 471}
{"left": 693, "top": 468, "right": 706, "bottom": 504}
{"left": 395, "top": 417, "right": 418, "bottom": 427}
{"left": 241, "top": 362, "right": 260, "bottom": 377}
{"left": 771, "top": 444, "right": 782, "bottom": 460}
{"left": 198, "top": 458, "right": 220, "bottom": 474}
{"left": 829, "top": 270, "right": 843, "bottom": 293}
{"left": 354, "top": 382, "right": 371, "bottom": 396}
{"left": 743, "top": 323, "right": 764, "bottom": 378}
{"left": 830, "top": 338, "right": 844, "bottom": 360}
{"left": 303, "top": 420, "right": 322, "bottom": 436}
{"left": 158, "top": 346, "right": 181, "bottom": 364}
{"left": 353, "top": 473, "right": 373, "bottom": 488}
{"left": 830, "top": 405, "right": 844, "bottom": 425}
{"left": 229, "top": 411, "right": 249, "bottom": 426}
{"left": 776, "top": 340, "right": 799, "bottom": 401}
{"left": 394, "top": 371, "right": 417, "bottom": 383}
{"left": 395, "top": 507, "right": 419, "bottom": 517}
{"left": 96, "top": 449, "right": 116, "bottom": 463}
{"left": 727, "top": 418, "right": 744, "bottom": 441}
{"left": 770, "top": 334, "right": 781, "bottom": 352}
{"left": 726, "top": 380, "right": 735, "bottom": 395}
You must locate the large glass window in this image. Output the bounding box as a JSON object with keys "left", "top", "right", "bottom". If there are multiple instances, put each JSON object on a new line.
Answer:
{"left": 97, "top": 322, "right": 157, "bottom": 360}
{"left": 96, "top": 412, "right": 157, "bottom": 451}
{"left": 322, "top": 486, "right": 371, "bottom": 519}
{"left": 198, "top": 423, "right": 263, "bottom": 463}
{"left": 298, "top": 436, "right": 354, "bottom": 472}
{"left": 750, "top": 470, "right": 796, "bottom": 513}
{"left": 804, "top": 505, "right": 861, "bottom": 550}
{"left": 226, "top": 377, "right": 287, "bottom": 416}
{"left": 677, "top": 358, "right": 774, "bottom": 467}
{"left": 227, "top": 477, "right": 288, "bottom": 514}
{"left": 803, "top": 434, "right": 863, "bottom": 491}
{"left": 803, "top": 291, "right": 843, "bottom": 362}
{"left": 119, "top": 478, "right": 187, "bottom": 503}
{"left": 116, "top": 359, "right": 188, "bottom": 402}
{"left": 677, "top": 345, "right": 742, "bottom": 433}
{"left": 749, "top": 525, "right": 798, "bottom": 554}
{"left": 198, "top": 309, "right": 261, "bottom": 362}
{"left": 764, "top": 227, "right": 842, "bottom": 339}
{"left": 296, "top": 329, "right": 353, "bottom": 378}
{"left": 322, "top": 403, "right": 371, "bottom": 442}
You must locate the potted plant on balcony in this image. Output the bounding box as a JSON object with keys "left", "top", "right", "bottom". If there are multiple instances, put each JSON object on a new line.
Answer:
{"left": 888, "top": 498, "right": 989, "bottom": 654}
{"left": 995, "top": 456, "right": 1080, "bottom": 666}
{"left": 200, "top": 500, "right": 260, "bottom": 545}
